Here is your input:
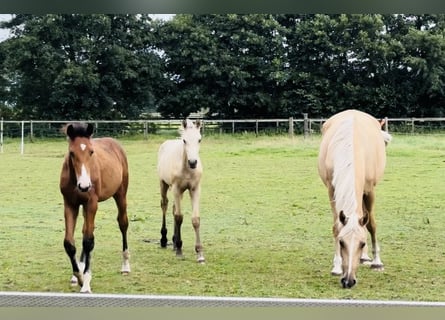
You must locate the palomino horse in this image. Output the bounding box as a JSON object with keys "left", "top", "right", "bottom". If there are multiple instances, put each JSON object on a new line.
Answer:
{"left": 60, "top": 122, "right": 131, "bottom": 293}
{"left": 317, "top": 109, "right": 391, "bottom": 288}
{"left": 157, "top": 119, "right": 205, "bottom": 263}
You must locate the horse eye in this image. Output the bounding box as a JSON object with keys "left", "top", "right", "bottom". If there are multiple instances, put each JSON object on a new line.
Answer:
{"left": 90, "top": 150, "right": 94, "bottom": 156}
{"left": 339, "top": 240, "right": 345, "bottom": 248}
{"left": 198, "top": 139, "right": 202, "bottom": 143}
{"left": 360, "top": 241, "right": 366, "bottom": 249}
{"left": 183, "top": 139, "right": 186, "bottom": 144}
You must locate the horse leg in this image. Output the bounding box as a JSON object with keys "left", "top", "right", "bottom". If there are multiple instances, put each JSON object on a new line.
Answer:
{"left": 364, "top": 191, "right": 384, "bottom": 271}
{"left": 172, "top": 185, "right": 184, "bottom": 258}
{"left": 63, "top": 203, "right": 83, "bottom": 286}
{"left": 114, "top": 190, "right": 130, "bottom": 274}
{"left": 360, "top": 195, "right": 372, "bottom": 264}
{"left": 79, "top": 201, "right": 97, "bottom": 293}
{"left": 328, "top": 185, "right": 342, "bottom": 276}
{"left": 190, "top": 185, "right": 205, "bottom": 263}
{"left": 160, "top": 180, "right": 169, "bottom": 248}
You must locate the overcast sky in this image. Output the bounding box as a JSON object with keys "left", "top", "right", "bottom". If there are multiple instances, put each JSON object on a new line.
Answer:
{"left": 0, "top": 14, "right": 12, "bottom": 41}
{"left": 0, "top": 14, "right": 174, "bottom": 42}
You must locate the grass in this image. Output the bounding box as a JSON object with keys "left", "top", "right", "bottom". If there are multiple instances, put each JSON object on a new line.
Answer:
{"left": 0, "top": 133, "right": 444, "bottom": 301}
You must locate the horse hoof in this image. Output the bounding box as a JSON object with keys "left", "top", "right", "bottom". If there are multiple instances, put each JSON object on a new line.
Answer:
{"left": 176, "top": 253, "right": 185, "bottom": 260}
{"left": 70, "top": 277, "right": 78, "bottom": 286}
{"left": 197, "top": 257, "right": 205, "bottom": 264}
{"left": 80, "top": 289, "right": 92, "bottom": 294}
{"left": 80, "top": 284, "right": 92, "bottom": 294}
{"left": 360, "top": 257, "right": 372, "bottom": 265}
{"left": 121, "top": 271, "right": 130, "bottom": 276}
{"left": 371, "top": 264, "right": 384, "bottom": 271}
{"left": 331, "top": 271, "right": 342, "bottom": 276}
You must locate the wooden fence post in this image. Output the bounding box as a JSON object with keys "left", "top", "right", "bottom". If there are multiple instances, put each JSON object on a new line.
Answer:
{"left": 0, "top": 117, "right": 3, "bottom": 153}
{"left": 30, "top": 120, "right": 34, "bottom": 142}
{"left": 303, "top": 113, "right": 309, "bottom": 139}
{"left": 288, "top": 117, "right": 294, "bottom": 138}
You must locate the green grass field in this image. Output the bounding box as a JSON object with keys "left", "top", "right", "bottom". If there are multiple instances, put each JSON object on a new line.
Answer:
{"left": 0, "top": 133, "right": 444, "bottom": 301}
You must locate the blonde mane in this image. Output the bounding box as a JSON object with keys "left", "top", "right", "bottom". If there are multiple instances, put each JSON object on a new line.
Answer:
{"left": 330, "top": 115, "right": 358, "bottom": 218}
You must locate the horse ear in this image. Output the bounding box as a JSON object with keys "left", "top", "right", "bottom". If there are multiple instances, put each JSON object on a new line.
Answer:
{"left": 86, "top": 123, "right": 94, "bottom": 137}
{"left": 379, "top": 118, "right": 386, "bottom": 128}
{"left": 66, "top": 124, "right": 75, "bottom": 140}
{"left": 195, "top": 120, "right": 201, "bottom": 129}
{"left": 182, "top": 119, "right": 188, "bottom": 129}
{"left": 339, "top": 211, "right": 347, "bottom": 225}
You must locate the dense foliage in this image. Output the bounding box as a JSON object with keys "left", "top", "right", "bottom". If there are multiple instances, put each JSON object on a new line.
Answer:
{"left": 1, "top": 14, "right": 445, "bottom": 120}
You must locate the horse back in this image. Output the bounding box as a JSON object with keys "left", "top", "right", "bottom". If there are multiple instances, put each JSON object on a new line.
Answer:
{"left": 354, "top": 112, "right": 386, "bottom": 191}
{"left": 319, "top": 109, "right": 387, "bottom": 190}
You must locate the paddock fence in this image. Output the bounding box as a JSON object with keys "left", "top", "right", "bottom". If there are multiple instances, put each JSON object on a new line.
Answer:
{"left": 1, "top": 116, "right": 445, "bottom": 154}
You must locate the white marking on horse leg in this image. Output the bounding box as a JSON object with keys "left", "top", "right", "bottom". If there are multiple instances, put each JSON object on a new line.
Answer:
{"left": 121, "top": 249, "right": 131, "bottom": 274}
{"left": 360, "top": 242, "right": 372, "bottom": 264}
{"left": 192, "top": 217, "right": 205, "bottom": 264}
{"left": 370, "top": 243, "right": 384, "bottom": 270}
{"left": 331, "top": 254, "right": 342, "bottom": 275}
{"left": 80, "top": 271, "right": 92, "bottom": 293}
{"left": 71, "top": 261, "right": 85, "bottom": 286}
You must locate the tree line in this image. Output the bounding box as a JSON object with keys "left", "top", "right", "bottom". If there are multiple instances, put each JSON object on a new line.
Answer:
{"left": 1, "top": 14, "right": 444, "bottom": 120}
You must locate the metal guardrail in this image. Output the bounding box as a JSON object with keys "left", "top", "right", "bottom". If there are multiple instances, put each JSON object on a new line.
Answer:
{"left": 1, "top": 291, "right": 445, "bottom": 307}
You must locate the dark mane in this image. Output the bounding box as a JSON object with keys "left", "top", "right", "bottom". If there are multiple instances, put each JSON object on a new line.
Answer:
{"left": 62, "top": 122, "right": 94, "bottom": 140}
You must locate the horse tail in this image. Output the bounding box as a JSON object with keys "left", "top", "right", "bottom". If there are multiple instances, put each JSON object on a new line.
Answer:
{"left": 381, "top": 130, "right": 392, "bottom": 146}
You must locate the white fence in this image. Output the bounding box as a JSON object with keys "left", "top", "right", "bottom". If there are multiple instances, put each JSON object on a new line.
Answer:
{"left": 1, "top": 117, "right": 445, "bottom": 154}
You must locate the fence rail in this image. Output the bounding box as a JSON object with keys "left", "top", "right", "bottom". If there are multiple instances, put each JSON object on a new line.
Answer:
{"left": 1, "top": 291, "right": 445, "bottom": 307}
{"left": 1, "top": 117, "right": 445, "bottom": 154}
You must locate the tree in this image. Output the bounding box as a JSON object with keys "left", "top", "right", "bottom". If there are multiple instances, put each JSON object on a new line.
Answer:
{"left": 2, "top": 14, "right": 445, "bottom": 120}
{"left": 0, "top": 14, "right": 167, "bottom": 120}
{"left": 156, "top": 14, "right": 287, "bottom": 118}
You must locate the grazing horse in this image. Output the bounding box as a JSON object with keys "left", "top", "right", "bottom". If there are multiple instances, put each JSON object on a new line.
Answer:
{"left": 317, "top": 109, "right": 391, "bottom": 288}
{"left": 157, "top": 119, "right": 205, "bottom": 263}
{"left": 60, "top": 122, "right": 131, "bottom": 293}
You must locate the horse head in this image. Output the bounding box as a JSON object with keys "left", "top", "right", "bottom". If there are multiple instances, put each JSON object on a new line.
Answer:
{"left": 337, "top": 211, "right": 368, "bottom": 288}
{"left": 65, "top": 123, "right": 95, "bottom": 192}
{"left": 181, "top": 119, "right": 202, "bottom": 169}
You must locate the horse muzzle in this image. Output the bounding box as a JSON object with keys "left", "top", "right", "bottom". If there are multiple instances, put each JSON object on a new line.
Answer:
{"left": 188, "top": 159, "right": 198, "bottom": 169}
{"left": 77, "top": 182, "right": 92, "bottom": 192}
{"left": 341, "top": 276, "right": 356, "bottom": 289}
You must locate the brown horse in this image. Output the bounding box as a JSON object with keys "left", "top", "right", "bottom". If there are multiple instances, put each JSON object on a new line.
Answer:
{"left": 157, "top": 119, "right": 205, "bottom": 263}
{"left": 318, "top": 110, "right": 391, "bottom": 288}
{"left": 60, "top": 122, "right": 130, "bottom": 293}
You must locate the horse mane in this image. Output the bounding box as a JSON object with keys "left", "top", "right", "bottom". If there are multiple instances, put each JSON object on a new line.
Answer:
{"left": 61, "top": 122, "right": 94, "bottom": 140}
{"left": 330, "top": 115, "right": 358, "bottom": 217}
{"left": 178, "top": 119, "right": 200, "bottom": 136}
